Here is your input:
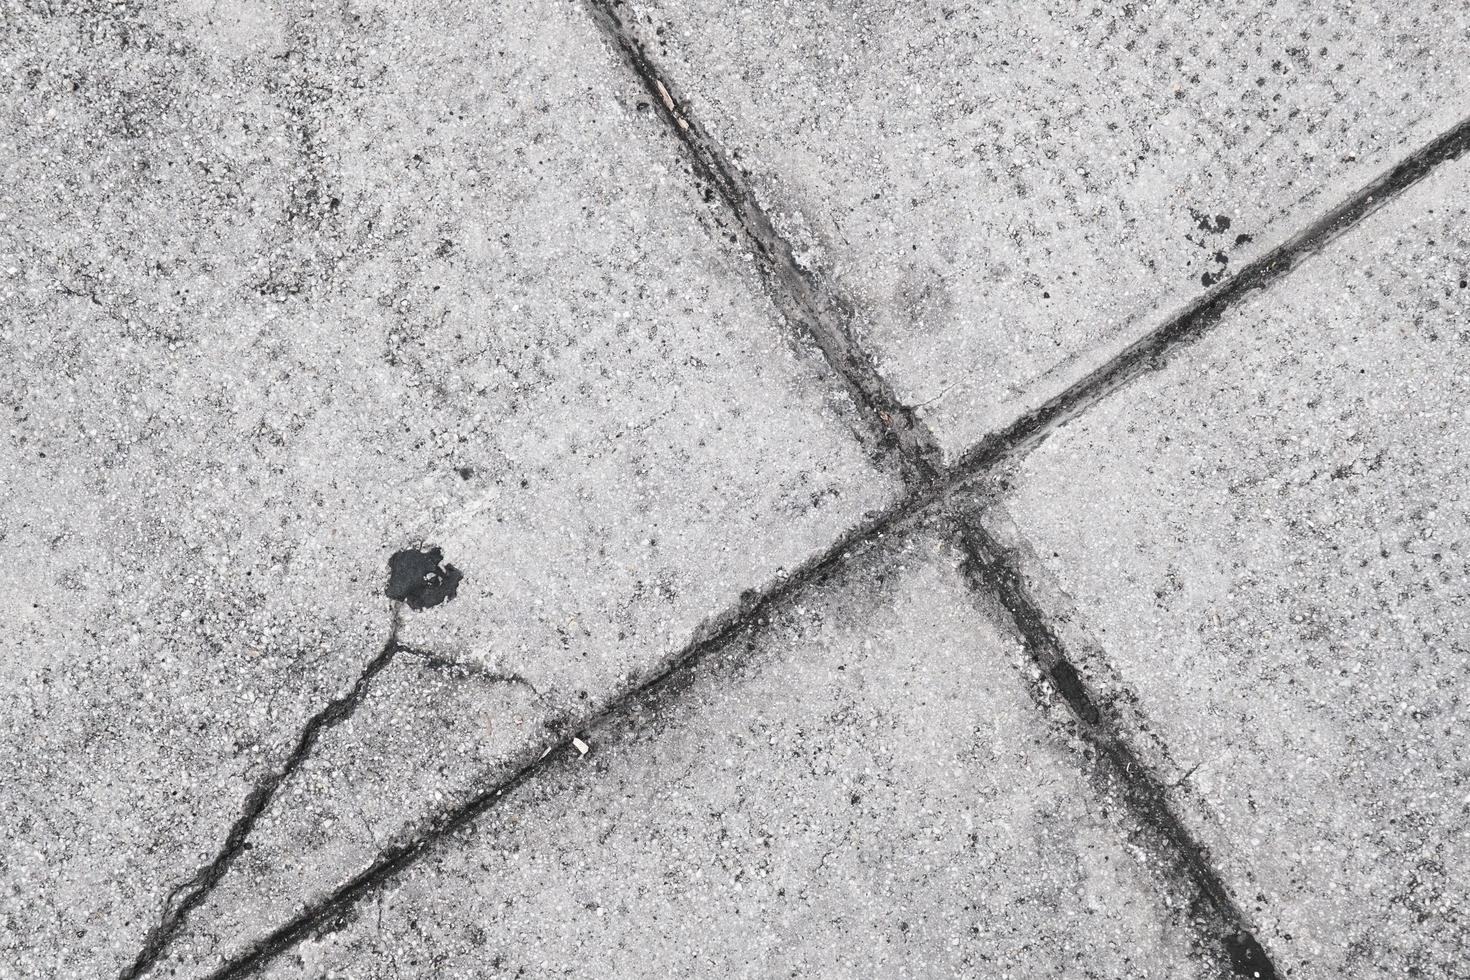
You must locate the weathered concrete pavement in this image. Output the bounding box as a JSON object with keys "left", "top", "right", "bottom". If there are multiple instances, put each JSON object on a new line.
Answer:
{"left": 2, "top": 2, "right": 894, "bottom": 976}
{"left": 2, "top": 0, "right": 1467, "bottom": 978}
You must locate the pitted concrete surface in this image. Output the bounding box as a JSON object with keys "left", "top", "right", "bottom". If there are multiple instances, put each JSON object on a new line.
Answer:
{"left": 1, "top": 1, "right": 893, "bottom": 976}
{"left": 256, "top": 534, "right": 1209, "bottom": 980}
{"left": 988, "top": 155, "right": 1470, "bottom": 977}
{"left": 621, "top": 0, "right": 1470, "bottom": 458}
{"left": 3, "top": 1, "right": 1468, "bottom": 978}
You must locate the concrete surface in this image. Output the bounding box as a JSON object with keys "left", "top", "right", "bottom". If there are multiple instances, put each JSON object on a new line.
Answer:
{"left": 4, "top": 0, "right": 1467, "bottom": 977}
{"left": 623, "top": 0, "right": 1470, "bottom": 458}
{"left": 987, "top": 154, "right": 1470, "bottom": 978}
{"left": 255, "top": 534, "right": 1212, "bottom": 979}
{"left": 0, "top": 1, "right": 894, "bottom": 976}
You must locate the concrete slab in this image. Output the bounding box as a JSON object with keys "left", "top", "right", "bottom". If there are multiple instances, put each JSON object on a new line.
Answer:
{"left": 621, "top": 0, "right": 1470, "bottom": 458}
{"left": 987, "top": 154, "right": 1470, "bottom": 976}
{"left": 0, "top": 1, "right": 895, "bottom": 975}
{"left": 254, "top": 533, "right": 1214, "bottom": 979}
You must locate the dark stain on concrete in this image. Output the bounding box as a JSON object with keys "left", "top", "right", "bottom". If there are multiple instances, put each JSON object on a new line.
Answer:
{"left": 386, "top": 546, "right": 463, "bottom": 609}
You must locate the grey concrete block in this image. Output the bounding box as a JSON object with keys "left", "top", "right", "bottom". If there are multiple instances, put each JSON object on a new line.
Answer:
{"left": 0, "top": 2, "right": 895, "bottom": 975}
{"left": 987, "top": 154, "right": 1470, "bottom": 977}
{"left": 256, "top": 533, "right": 1213, "bottom": 979}
{"left": 624, "top": 0, "right": 1470, "bottom": 458}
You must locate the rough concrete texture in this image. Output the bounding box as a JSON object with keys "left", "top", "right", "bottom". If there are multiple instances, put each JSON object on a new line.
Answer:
{"left": 988, "top": 155, "right": 1470, "bottom": 977}
{"left": 0, "top": 1, "right": 895, "bottom": 976}
{"left": 624, "top": 0, "right": 1470, "bottom": 457}
{"left": 257, "top": 533, "right": 1214, "bottom": 980}
{"left": 7, "top": 0, "right": 1469, "bottom": 976}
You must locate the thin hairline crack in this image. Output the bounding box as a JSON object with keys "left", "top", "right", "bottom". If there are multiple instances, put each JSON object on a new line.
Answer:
{"left": 120, "top": 605, "right": 565, "bottom": 980}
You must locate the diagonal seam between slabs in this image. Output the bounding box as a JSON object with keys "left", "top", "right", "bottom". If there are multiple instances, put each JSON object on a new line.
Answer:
{"left": 576, "top": 4, "right": 1280, "bottom": 974}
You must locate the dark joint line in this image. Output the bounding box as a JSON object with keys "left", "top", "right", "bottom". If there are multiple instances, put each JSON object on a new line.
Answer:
{"left": 582, "top": 0, "right": 945, "bottom": 486}
{"left": 191, "top": 496, "right": 938, "bottom": 979}
{"left": 952, "top": 112, "right": 1470, "bottom": 481}
{"left": 203, "top": 738, "right": 575, "bottom": 980}
{"left": 954, "top": 517, "right": 1279, "bottom": 979}
{"left": 561, "top": 17, "right": 1470, "bottom": 980}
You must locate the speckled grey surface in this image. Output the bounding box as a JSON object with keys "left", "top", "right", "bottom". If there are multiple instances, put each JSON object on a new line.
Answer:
{"left": 256, "top": 533, "right": 1211, "bottom": 980}
{"left": 988, "top": 154, "right": 1470, "bottom": 978}
{"left": 623, "top": 0, "right": 1470, "bottom": 458}
{"left": 0, "top": 2, "right": 893, "bottom": 976}
{"left": 4, "top": 0, "right": 1469, "bottom": 978}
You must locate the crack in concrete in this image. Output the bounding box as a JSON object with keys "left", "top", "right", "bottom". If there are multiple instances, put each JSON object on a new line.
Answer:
{"left": 122, "top": 15, "right": 1470, "bottom": 976}
{"left": 391, "top": 644, "right": 565, "bottom": 728}
{"left": 393, "top": 646, "right": 546, "bottom": 698}
{"left": 120, "top": 605, "right": 569, "bottom": 980}
{"left": 120, "top": 603, "right": 405, "bottom": 980}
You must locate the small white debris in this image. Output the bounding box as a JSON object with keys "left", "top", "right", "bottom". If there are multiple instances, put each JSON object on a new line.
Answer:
{"left": 572, "top": 737, "right": 589, "bottom": 756}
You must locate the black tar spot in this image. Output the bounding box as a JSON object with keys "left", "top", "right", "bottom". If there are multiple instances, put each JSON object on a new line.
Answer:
{"left": 1195, "top": 212, "right": 1232, "bottom": 233}
{"left": 386, "top": 546, "right": 463, "bottom": 609}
